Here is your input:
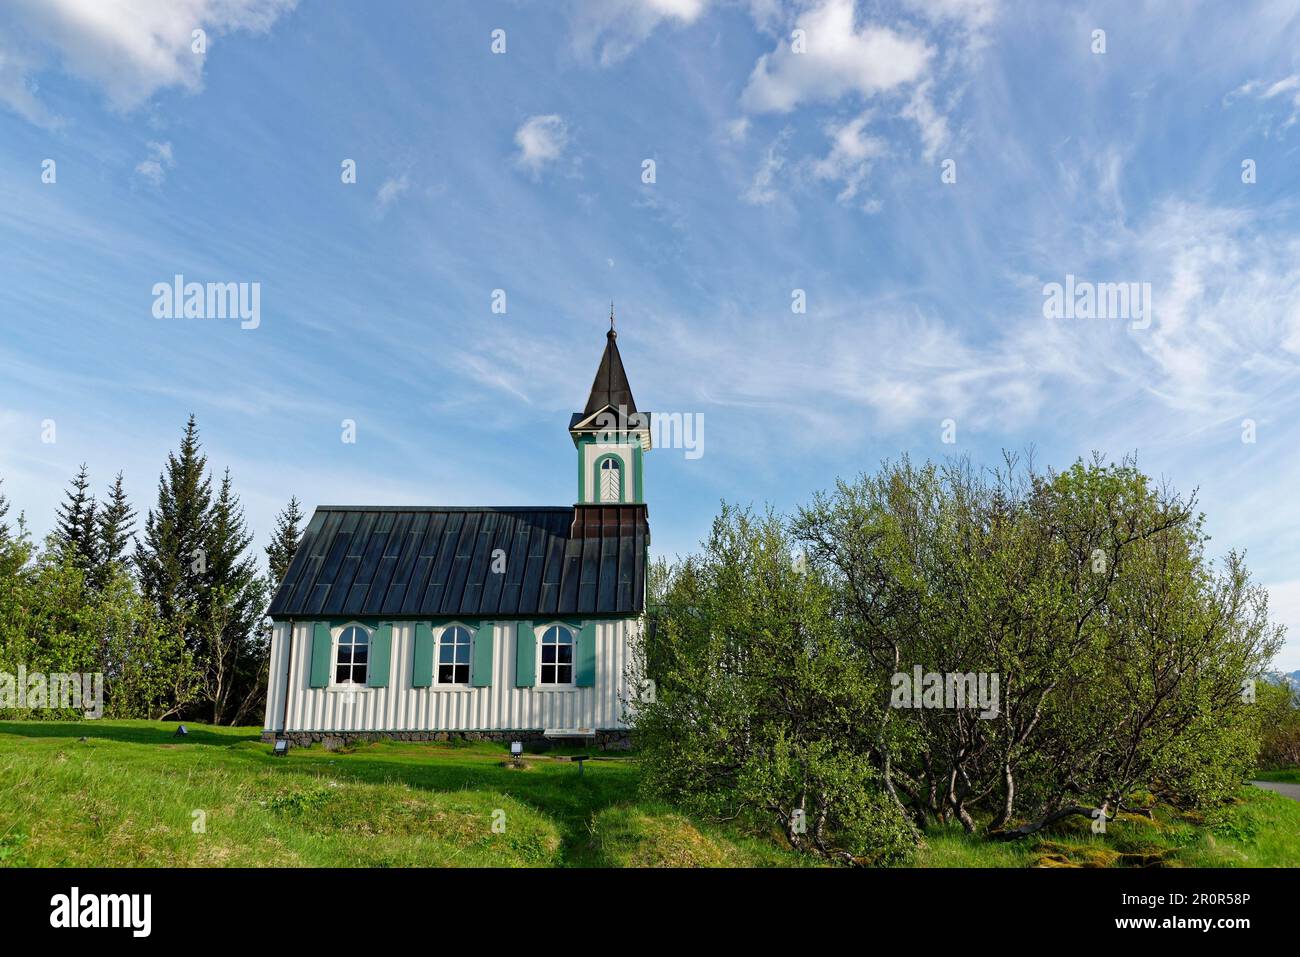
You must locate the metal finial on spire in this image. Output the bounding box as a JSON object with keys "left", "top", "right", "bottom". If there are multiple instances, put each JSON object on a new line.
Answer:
{"left": 609, "top": 301, "right": 616, "bottom": 336}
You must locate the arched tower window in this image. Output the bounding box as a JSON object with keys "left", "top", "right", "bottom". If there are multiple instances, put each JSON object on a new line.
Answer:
{"left": 598, "top": 456, "right": 622, "bottom": 502}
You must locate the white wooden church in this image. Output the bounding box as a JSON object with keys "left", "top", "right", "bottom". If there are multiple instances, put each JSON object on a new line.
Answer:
{"left": 262, "top": 319, "right": 651, "bottom": 748}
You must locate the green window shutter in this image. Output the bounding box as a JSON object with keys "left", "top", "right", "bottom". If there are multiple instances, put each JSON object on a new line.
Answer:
{"left": 367, "top": 623, "right": 392, "bottom": 688}
{"left": 472, "top": 623, "right": 495, "bottom": 687}
{"left": 309, "top": 622, "right": 332, "bottom": 688}
{"left": 515, "top": 621, "right": 535, "bottom": 687}
{"left": 575, "top": 622, "right": 596, "bottom": 687}
{"left": 412, "top": 623, "right": 434, "bottom": 688}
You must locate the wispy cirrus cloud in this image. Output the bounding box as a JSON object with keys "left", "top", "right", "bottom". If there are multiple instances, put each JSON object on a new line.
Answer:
{"left": 1122, "top": 201, "right": 1300, "bottom": 413}
{"left": 742, "top": 129, "right": 790, "bottom": 205}
{"left": 807, "top": 112, "right": 886, "bottom": 205}
{"left": 375, "top": 173, "right": 411, "bottom": 214}
{"left": 1226, "top": 73, "right": 1300, "bottom": 132}
{"left": 133, "top": 140, "right": 174, "bottom": 186}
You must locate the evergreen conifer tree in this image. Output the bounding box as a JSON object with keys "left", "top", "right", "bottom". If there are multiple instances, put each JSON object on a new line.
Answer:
{"left": 136, "top": 416, "right": 212, "bottom": 645}
{"left": 54, "top": 464, "right": 100, "bottom": 575}
{"left": 97, "top": 471, "right": 137, "bottom": 570}
{"left": 265, "top": 496, "right": 304, "bottom": 584}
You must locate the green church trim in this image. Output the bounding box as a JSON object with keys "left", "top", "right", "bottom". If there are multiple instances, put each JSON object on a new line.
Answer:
{"left": 577, "top": 433, "right": 645, "bottom": 505}
{"left": 633, "top": 443, "right": 644, "bottom": 502}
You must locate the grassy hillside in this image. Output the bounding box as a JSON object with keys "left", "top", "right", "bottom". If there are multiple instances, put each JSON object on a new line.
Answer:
{"left": 0, "top": 720, "right": 1295, "bottom": 867}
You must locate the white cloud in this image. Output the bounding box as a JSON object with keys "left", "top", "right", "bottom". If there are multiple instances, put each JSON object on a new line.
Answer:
{"left": 1263, "top": 75, "right": 1300, "bottom": 98}
{"left": 1123, "top": 201, "right": 1300, "bottom": 413}
{"left": 514, "top": 114, "right": 569, "bottom": 176}
{"left": 740, "top": 0, "right": 933, "bottom": 113}
{"left": 1228, "top": 72, "right": 1300, "bottom": 131}
{"left": 569, "top": 0, "right": 708, "bottom": 66}
{"left": 133, "top": 139, "right": 174, "bottom": 185}
{"left": 808, "top": 112, "right": 886, "bottom": 204}
{"left": 0, "top": 0, "right": 297, "bottom": 122}
{"left": 732, "top": 0, "right": 987, "bottom": 203}
{"left": 901, "top": 82, "right": 948, "bottom": 161}
{"left": 1231, "top": 74, "right": 1300, "bottom": 100}
{"left": 376, "top": 173, "right": 410, "bottom": 210}
{"left": 724, "top": 116, "right": 751, "bottom": 142}
{"left": 743, "top": 130, "right": 790, "bottom": 205}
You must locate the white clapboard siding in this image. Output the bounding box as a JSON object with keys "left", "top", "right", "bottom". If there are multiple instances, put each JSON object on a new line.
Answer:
{"left": 263, "top": 619, "right": 639, "bottom": 734}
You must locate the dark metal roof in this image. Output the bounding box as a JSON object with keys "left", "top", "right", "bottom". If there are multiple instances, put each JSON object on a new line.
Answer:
{"left": 268, "top": 505, "right": 649, "bottom": 620}
{"left": 581, "top": 327, "right": 637, "bottom": 417}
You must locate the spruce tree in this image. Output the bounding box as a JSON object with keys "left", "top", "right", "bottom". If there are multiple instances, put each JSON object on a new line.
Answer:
{"left": 97, "top": 471, "right": 137, "bottom": 569}
{"left": 206, "top": 469, "right": 261, "bottom": 620}
{"left": 266, "top": 496, "right": 304, "bottom": 583}
{"left": 136, "top": 416, "right": 212, "bottom": 642}
{"left": 54, "top": 464, "right": 100, "bottom": 575}
{"left": 203, "top": 469, "right": 268, "bottom": 724}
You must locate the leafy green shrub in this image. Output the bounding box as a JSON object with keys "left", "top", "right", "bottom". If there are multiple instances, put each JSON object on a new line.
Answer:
{"left": 635, "top": 505, "right": 918, "bottom": 865}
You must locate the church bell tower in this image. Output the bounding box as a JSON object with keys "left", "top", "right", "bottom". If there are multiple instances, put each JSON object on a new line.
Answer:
{"left": 568, "top": 308, "right": 650, "bottom": 505}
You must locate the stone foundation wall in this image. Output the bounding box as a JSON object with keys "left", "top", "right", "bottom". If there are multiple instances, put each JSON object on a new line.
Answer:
{"left": 262, "top": 728, "right": 633, "bottom": 751}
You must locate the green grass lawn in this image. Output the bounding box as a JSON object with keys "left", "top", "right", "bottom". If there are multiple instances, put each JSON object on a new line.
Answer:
{"left": 0, "top": 720, "right": 800, "bottom": 867}
{"left": 0, "top": 720, "right": 1296, "bottom": 867}
{"left": 915, "top": 791, "right": 1300, "bottom": 868}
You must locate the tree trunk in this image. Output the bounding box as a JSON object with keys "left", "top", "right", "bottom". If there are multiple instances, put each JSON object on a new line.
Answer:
{"left": 947, "top": 768, "right": 976, "bottom": 832}
{"left": 990, "top": 804, "right": 1105, "bottom": 841}
{"left": 990, "top": 761, "right": 1015, "bottom": 832}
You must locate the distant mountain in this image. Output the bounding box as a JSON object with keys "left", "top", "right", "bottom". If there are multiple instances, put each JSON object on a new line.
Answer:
{"left": 1265, "top": 670, "right": 1300, "bottom": 691}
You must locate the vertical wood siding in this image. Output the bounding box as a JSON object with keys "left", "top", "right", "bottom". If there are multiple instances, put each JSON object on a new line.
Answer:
{"left": 263, "top": 619, "right": 638, "bottom": 733}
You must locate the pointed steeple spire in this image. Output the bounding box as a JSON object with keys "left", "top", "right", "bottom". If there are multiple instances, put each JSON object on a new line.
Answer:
{"left": 582, "top": 313, "right": 637, "bottom": 417}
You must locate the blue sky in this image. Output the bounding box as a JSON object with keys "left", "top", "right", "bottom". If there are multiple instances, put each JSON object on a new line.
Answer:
{"left": 2, "top": 0, "right": 1300, "bottom": 668}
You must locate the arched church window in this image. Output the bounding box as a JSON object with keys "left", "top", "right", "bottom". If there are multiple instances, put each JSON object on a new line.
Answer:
{"left": 334, "top": 624, "right": 370, "bottom": 685}
{"left": 599, "top": 456, "right": 622, "bottom": 502}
